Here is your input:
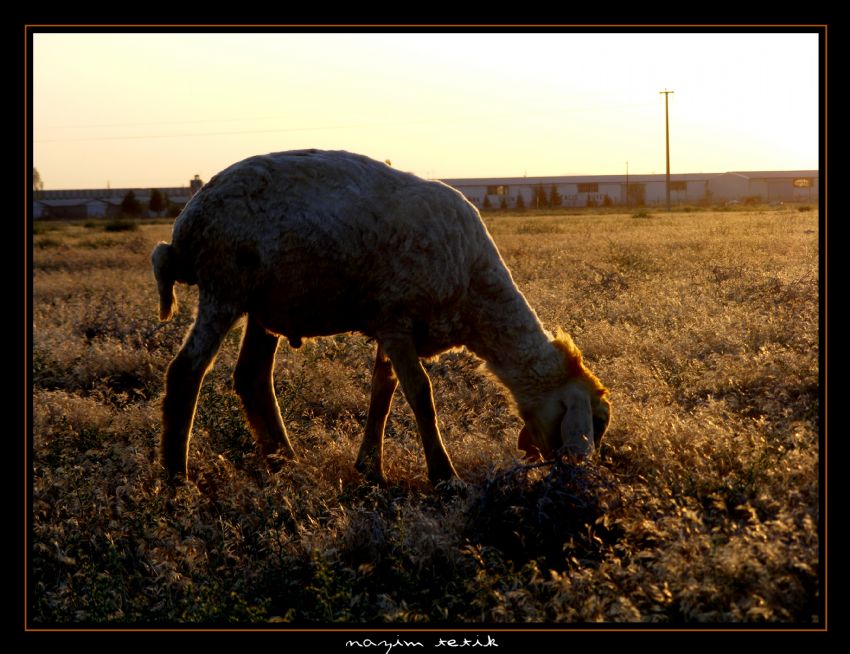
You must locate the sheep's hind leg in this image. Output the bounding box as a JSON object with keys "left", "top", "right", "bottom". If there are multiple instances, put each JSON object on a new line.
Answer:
{"left": 161, "top": 298, "right": 238, "bottom": 481}
{"left": 355, "top": 344, "right": 397, "bottom": 486}
{"left": 233, "top": 316, "right": 298, "bottom": 461}
{"left": 381, "top": 337, "right": 459, "bottom": 485}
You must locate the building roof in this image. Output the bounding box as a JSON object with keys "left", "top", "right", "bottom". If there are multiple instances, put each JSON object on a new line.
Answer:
{"left": 727, "top": 170, "right": 818, "bottom": 180}
{"left": 440, "top": 170, "right": 818, "bottom": 187}
{"left": 35, "top": 198, "right": 97, "bottom": 207}
{"left": 441, "top": 173, "right": 716, "bottom": 186}
{"left": 37, "top": 187, "right": 191, "bottom": 201}
{"left": 34, "top": 170, "right": 819, "bottom": 203}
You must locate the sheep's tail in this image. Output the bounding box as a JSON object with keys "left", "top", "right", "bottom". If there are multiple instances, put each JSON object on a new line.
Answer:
{"left": 151, "top": 242, "right": 179, "bottom": 322}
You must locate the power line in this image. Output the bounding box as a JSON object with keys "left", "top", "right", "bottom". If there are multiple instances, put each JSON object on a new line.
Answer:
{"left": 43, "top": 115, "right": 289, "bottom": 130}
{"left": 35, "top": 101, "right": 658, "bottom": 144}
{"left": 35, "top": 123, "right": 369, "bottom": 143}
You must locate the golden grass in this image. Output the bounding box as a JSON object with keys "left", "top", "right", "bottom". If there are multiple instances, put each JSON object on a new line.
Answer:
{"left": 30, "top": 207, "right": 820, "bottom": 624}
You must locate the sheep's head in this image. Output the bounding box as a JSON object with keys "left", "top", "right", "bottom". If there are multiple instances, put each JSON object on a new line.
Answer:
{"left": 518, "top": 331, "right": 610, "bottom": 461}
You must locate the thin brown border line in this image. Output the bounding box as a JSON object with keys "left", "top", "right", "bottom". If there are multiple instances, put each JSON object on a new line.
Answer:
{"left": 25, "top": 25, "right": 826, "bottom": 633}
{"left": 24, "top": 25, "right": 827, "bottom": 634}
{"left": 23, "top": 626, "right": 830, "bottom": 632}
{"left": 25, "top": 23, "right": 829, "bottom": 28}
{"left": 821, "top": 22, "right": 827, "bottom": 636}
{"left": 24, "top": 23, "right": 30, "bottom": 635}
{"left": 24, "top": 25, "right": 827, "bottom": 633}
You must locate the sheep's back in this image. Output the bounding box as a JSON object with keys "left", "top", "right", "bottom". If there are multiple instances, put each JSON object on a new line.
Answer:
{"left": 170, "top": 150, "right": 498, "bottom": 344}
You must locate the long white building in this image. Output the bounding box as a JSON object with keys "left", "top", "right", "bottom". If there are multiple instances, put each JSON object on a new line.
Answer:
{"left": 441, "top": 170, "right": 818, "bottom": 209}
{"left": 32, "top": 169, "right": 817, "bottom": 219}
{"left": 32, "top": 176, "right": 204, "bottom": 220}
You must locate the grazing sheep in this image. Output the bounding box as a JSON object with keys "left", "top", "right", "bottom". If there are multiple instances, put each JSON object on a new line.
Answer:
{"left": 152, "top": 149, "right": 610, "bottom": 485}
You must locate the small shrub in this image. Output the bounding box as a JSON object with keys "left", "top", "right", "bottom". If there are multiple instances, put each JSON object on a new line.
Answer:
{"left": 466, "top": 458, "right": 622, "bottom": 570}
{"left": 516, "top": 221, "right": 562, "bottom": 235}
{"left": 34, "top": 237, "right": 61, "bottom": 249}
{"left": 33, "top": 222, "right": 59, "bottom": 235}
{"left": 79, "top": 237, "right": 121, "bottom": 249}
{"left": 104, "top": 218, "right": 139, "bottom": 232}
{"left": 632, "top": 210, "right": 651, "bottom": 219}
{"left": 606, "top": 241, "right": 659, "bottom": 275}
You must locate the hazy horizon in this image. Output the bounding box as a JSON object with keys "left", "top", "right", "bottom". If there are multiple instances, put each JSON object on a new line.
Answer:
{"left": 33, "top": 165, "right": 821, "bottom": 193}
{"left": 32, "top": 31, "right": 820, "bottom": 190}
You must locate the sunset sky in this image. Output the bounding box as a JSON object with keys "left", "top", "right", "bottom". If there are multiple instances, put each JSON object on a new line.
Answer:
{"left": 32, "top": 31, "right": 820, "bottom": 190}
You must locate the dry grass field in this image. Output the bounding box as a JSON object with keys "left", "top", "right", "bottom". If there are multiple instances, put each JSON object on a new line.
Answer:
{"left": 30, "top": 206, "right": 820, "bottom": 625}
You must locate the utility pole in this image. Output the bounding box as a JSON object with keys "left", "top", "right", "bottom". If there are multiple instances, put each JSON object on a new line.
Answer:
{"left": 659, "top": 89, "right": 674, "bottom": 212}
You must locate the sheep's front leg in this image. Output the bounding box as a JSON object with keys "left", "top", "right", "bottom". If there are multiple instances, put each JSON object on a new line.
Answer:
{"left": 355, "top": 344, "right": 397, "bottom": 485}
{"left": 381, "top": 338, "right": 459, "bottom": 485}
{"left": 233, "top": 316, "right": 297, "bottom": 460}
{"left": 161, "top": 299, "right": 238, "bottom": 480}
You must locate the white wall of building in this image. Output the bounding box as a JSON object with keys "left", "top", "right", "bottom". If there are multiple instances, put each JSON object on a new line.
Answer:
{"left": 85, "top": 200, "right": 108, "bottom": 218}
{"left": 707, "top": 174, "right": 751, "bottom": 202}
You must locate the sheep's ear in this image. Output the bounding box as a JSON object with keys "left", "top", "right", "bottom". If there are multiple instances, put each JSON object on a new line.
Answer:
{"left": 518, "top": 424, "right": 542, "bottom": 461}
{"left": 559, "top": 384, "right": 595, "bottom": 458}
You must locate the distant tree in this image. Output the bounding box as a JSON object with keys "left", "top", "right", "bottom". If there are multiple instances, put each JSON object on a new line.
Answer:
{"left": 515, "top": 193, "right": 526, "bottom": 210}
{"left": 149, "top": 189, "right": 165, "bottom": 214}
{"left": 33, "top": 168, "right": 43, "bottom": 194}
{"left": 121, "top": 190, "right": 142, "bottom": 217}
{"left": 602, "top": 194, "right": 613, "bottom": 207}
{"left": 548, "top": 185, "right": 562, "bottom": 207}
{"left": 532, "top": 184, "right": 548, "bottom": 209}
{"left": 499, "top": 196, "right": 508, "bottom": 210}
{"left": 586, "top": 195, "right": 598, "bottom": 208}
{"left": 482, "top": 195, "right": 492, "bottom": 210}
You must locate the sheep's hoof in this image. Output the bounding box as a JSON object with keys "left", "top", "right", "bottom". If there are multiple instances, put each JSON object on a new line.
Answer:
{"left": 364, "top": 472, "right": 389, "bottom": 488}
{"left": 263, "top": 454, "right": 284, "bottom": 474}
{"left": 354, "top": 449, "right": 389, "bottom": 488}
{"left": 163, "top": 467, "right": 189, "bottom": 486}
{"left": 355, "top": 459, "right": 388, "bottom": 488}
{"left": 434, "top": 476, "right": 467, "bottom": 497}
{"left": 428, "top": 466, "right": 461, "bottom": 487}
{"left": 265, "top": 449, "right": 298, "bottom": 473}
{"left": 160, "top": 455, "right": 188, "bottom": 484}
